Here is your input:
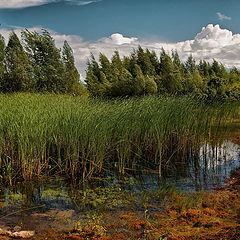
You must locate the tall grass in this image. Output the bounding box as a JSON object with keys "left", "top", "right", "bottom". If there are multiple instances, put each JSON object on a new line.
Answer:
{"left": 0, "top": 93, "right": 238, "bottom": 183}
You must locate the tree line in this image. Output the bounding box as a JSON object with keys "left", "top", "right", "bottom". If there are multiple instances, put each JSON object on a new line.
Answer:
{"left": 0, "top": 30, "right": 86, "bottom": 95}
{"left": 1, "top": 30, "right": 240, "bottom": 100}
{"left": 86, "top": 47, "right": 240, "bottom": 100}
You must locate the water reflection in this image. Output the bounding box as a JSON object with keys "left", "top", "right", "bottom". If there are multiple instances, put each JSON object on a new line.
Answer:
{"left": 0, "top": 140, "right": 239, "bottom": 230}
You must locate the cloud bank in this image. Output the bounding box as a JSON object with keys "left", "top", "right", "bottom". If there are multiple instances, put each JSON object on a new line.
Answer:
{"left": 0, "top": 0, "right": 101, "bottom": 9}
{"left": 1, "top": 24, "right": 240, "bottom": 78}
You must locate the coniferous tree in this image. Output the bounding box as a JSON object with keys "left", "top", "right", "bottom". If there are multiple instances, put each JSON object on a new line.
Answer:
{"left": 86, "top": 54, "right": 111, "bottom": 96}
{"left": 185, "top": 55, "right": 196, "bottom": 74}
{"left": 85, "top": 56, "right": 101, "bottom": 96}
{"left": 132, "top": 64, "right": 146, "bottom": 95}
{"left": 111, "top": 51, "right": 135, "bottom": 97}
{"left": 159, "top": 50, "right": 183, "bottom": 94}
{"left": 185, "top": 70, "right": 205, "bottom": 96}
{"left": 22, "top": 30, "right": 66, "bottom": 93}
{"left": 172, "top": 50, "right": 181, "bottom": 68}
{"left": 146, "top": 49, "right": 160, "bottom": 75}
{"left": 210, "top": 60, "right": 227, "bottom": 79}
{"left": 0, "top": 34, "right": 5, "bottom": 91}
{"left": 145, "top": 76, "right": 158, "bottom": 94}
{"left": 111, "top": 68, "right": 133, "bottom": 97}
{"left": 84, "top": 46, "right": 240, "bottom": 100}
{"left": 4, "top": 32, "right": 35, "bottom": 92}
{"left": 135, "top": 46, "right": 155, "bottom": 76}
{"left": 123, "top": 52, "right": 137, "bottom": 76}
{"left": 226, "top": 69, "right": 240, "bottom": 99}
{"left": 62, "top": 40, "right": 86, "bottom": 95}
{"left": 198, "top": 60, "right": 210, "bottom": 78}
{"left": 172, "top": 50, "right": 185, "bottom": 76}
{"left": 111, "top": 51, "right": 123, "bottom": 76}
{"left": 99, "top": 53, "right": 112, "bottom": 81}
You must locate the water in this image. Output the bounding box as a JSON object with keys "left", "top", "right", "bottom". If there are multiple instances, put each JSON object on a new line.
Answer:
{"left": 0, "top": 140, "right": 239, "bottom": 232}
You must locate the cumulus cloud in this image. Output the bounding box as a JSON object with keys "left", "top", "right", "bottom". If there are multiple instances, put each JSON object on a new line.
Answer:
{"left": 101, "top": 33, "right": 138, "bottom": 45}
{"left": 0, "top": 0, "right": 101, "bottom": 9}
{"left": 217, "top": 12, "right": 232, "bottom": 21}
{"left": 191, "top": 24, "right": 234, "bottom": 50}
{"left": 1, "top": 24, "right": 240, "bottom": 78}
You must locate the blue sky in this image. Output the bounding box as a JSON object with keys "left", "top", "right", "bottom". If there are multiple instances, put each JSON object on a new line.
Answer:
{"left": 0, "top": 0, "right": 239, "bottom": 41}
{"left": 0, "top": 0, "right": 239, "bottom": 76}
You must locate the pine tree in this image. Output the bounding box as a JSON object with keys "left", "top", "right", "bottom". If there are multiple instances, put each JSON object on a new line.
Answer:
{"left": 184, "top": 70, "right": 205, "bottom": 96}
{"left": 133, "top": 64, "right": 146, "bottom": 95}
{"left": 111, "top": 51, "right": 123, "bottom": 77}
{"left": 22, "top": 30, "right": 66, "bottom": 93}
{"left": 198, "top": 60, "right": 210, "bottom": 79}
{"left": 210, "top": 60, "right": 227, "bottom": 79}
{"left": 172, "top": 50, "right": 181, "bottom": 67}
{"left": 185, "top": 55, "right": 196, "bottom": 74}
{"left": 146, "top": 49, "right": 160, "bottom": 75}
{"left": 4, "top": 32, "right": 35, "bottom": 92}
{"left": 99, "top": 53, "right": 112, "bottom": 81}
{"left": 85, "top": 69, "right": 99, "bottom": 96}
{"left": 0, "top": 34, "right": 5, "bottom": 92}
{"left": 145, "top": 76, "right": 158, "bottom": 94}
{"left": 110, "top": 51, "right": 136, "bottom": 97}
{"left": 86, "top": 54, "right": 110, "bottom": 96}
{"left": 85, "top": 56, "right": 101, "bottom": 96}
{"left": 159, "top": 50, "right": 183, "bottom": 94}
{"left": 172, "top": 50, "right": 185, "bottom": 75}
{"left": 135, "top": 46, "right": 155, "bottom": 76}
{"left": 62, "top": 40, "right": 86, "bottom": 95}
{"left": 111, "top": 68, "right": 134, "bottom": 97}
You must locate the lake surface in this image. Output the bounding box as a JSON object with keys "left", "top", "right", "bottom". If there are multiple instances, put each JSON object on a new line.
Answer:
{"left": 0, "top": 140, "right": 239, "bottom": 233}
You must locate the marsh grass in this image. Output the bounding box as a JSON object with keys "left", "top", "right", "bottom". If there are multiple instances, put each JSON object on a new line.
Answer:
{"left": 0, "top": 93, "right": 238, "bottom": 183}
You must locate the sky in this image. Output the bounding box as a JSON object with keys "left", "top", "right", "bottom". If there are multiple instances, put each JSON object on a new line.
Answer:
{"left": 0, "top": 0, "right": 240, "bottom": 77}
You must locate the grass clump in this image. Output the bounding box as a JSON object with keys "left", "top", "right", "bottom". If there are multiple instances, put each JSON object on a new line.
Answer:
{"left": 0, "top": 93, "right": 238, "bottom": 183}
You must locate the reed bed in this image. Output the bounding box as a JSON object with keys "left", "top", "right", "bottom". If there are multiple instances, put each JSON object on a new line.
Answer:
{"left": 0, "top": 93, "right": 238, "bottom": 183}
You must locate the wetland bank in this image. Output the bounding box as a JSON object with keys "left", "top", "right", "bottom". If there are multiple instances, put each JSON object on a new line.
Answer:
{"left": 0, "top": 94, "right": 239, "bottom": 240}
{"left": 0, "top": 22, "right": 240, "bottom": 240}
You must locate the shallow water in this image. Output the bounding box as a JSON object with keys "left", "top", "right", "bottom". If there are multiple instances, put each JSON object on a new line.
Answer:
{"left": 0, "top": 140, "right": 239, "bottom": 233}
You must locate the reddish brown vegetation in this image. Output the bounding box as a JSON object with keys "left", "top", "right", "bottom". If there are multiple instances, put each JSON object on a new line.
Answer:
{"left": 22, "top": 168, "right": 240, "bottom": 240}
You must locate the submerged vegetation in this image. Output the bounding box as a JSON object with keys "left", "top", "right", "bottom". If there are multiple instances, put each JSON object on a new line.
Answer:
{"left": 0, "top": 29, "right": 239, "bottom": 240}
{"left": 0, "top": 93, "right": 239, "bottom": 183}
{"left": 0, "top": 167, "right": 239, "bottom": 240}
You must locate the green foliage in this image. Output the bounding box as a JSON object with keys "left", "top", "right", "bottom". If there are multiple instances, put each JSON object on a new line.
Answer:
{"left": 0, "top": 29, "right": 239, "bottom": 99}
{"left": 22, "top": 30, "right": 67, "bottom": 93}
{"left": 0, "top": 30, "right": 87, "bottom": 96}
{"left": 0, "top": 34, "right": 4, "bottom": 91}
{"left": 159, "top": 49, "right": 183, "bottom": 94}
{"left": 62, "top": 40, "right": 86, "bottom": 96}
{"left": 86, "top": 47, "right": 240, "bottom": 100}
{"left": 0, "top": 93, "right": 238, "bottom": 182}
{"left": 4, "top": 32, "right": 35, "bottom": 92}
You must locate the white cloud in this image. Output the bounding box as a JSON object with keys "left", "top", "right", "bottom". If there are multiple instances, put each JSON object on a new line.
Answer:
{"left": 66, "top": 0, "right": 102, "bottom": 6}
{"left": 1, "top": 24, "right": 240, "bottom": 78}
{"left": 0, "top": 0, "right": 50, "bottom": 9}
{"left": 0, "top": 0, "right": 101, "bottom": 9}
{"left": 217, "top": 12, "right": 232, "bottom": 21}
{"left": 191, "top": 24, "right": 234, "bottom": 50}
{"left": 101, "top": 33, "right": 138, "bottom": 45}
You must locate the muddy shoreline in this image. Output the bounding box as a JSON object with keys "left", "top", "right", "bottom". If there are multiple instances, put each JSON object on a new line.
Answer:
{"left": 0, "top": 168, "right": 238, "bottom": 240}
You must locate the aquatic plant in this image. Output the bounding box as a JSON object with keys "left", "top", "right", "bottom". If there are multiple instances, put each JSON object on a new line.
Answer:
{"left": 0, "top": 93, "right": 238, "bottom": 183}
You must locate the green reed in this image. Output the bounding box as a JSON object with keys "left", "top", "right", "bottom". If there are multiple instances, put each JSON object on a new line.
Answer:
{"left": 0, "top": 93, "right": 238, "bottom": 183}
